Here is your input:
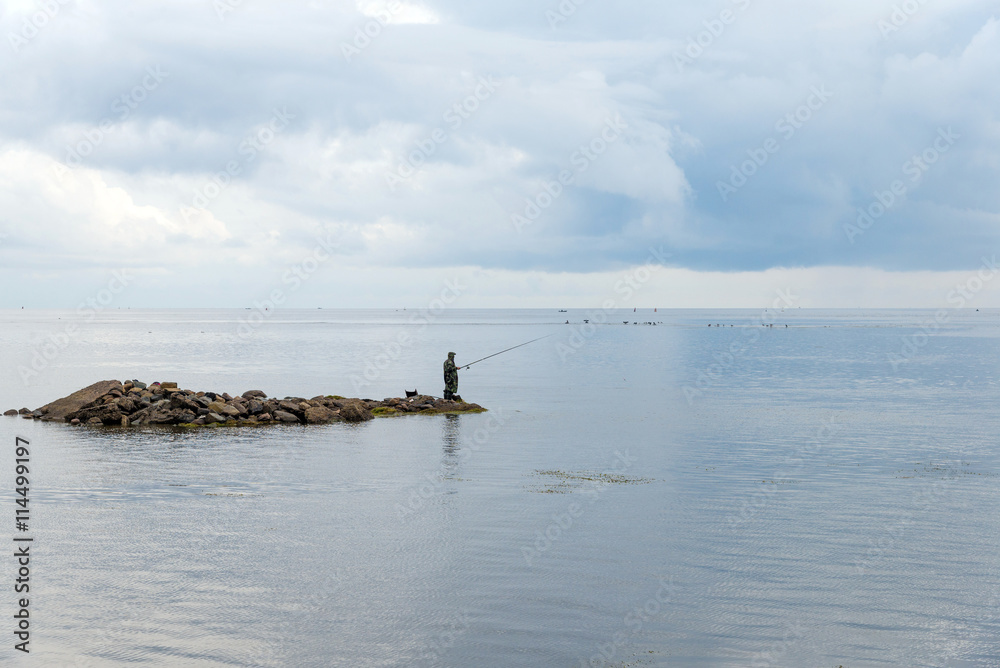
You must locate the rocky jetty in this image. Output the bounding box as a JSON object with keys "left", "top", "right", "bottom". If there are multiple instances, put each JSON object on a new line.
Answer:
{"left": 9, "top": 380, "right": 486, "bottom": 427}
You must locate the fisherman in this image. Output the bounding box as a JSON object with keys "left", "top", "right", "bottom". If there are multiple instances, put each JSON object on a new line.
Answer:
{"left": 443, "top": 352, "right": 459, "bottom": 401}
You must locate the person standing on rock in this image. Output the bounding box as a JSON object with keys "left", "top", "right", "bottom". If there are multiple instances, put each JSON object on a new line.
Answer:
{"left": 443, "top": 352, "right": 460, "bottom": 401}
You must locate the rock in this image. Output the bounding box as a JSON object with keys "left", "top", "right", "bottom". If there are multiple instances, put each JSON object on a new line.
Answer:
{"left": 340, "top": 401, "right": 373, "bottom": 423}
{"left": 170, "top": 395, "right": 199, "bottom": 411}
{"left": 206, "top": 401, "right": 239, "bottom": 418}
{"left": 144, "top": 404, "right": 183, "bottom": 425}
{"left": 304, "top": 406, "right": 339, "bottom": 424}
{"left": 34, "top": 380, "right": 123, "bottom": 422}
{"left": 127, "top": 406, "right": 152, "bottom": 424}
{"left": 115, "top": 397, "right": 137, "bottom": 414}
{"left": 273, "top": 410, "right": 301, "bottom": 423}
{"left": 4, "top": 409, "right": 17, "bottom": 417}
{"left": 28, "top": 381, "right": 485, "bottom": 429}
{"left": 66, "top": 399, "right": 125, "bottom": 425}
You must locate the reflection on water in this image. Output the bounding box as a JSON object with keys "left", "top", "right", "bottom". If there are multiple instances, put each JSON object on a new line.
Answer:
{"left": 0, "top": 309, "right": 998, "bottom": 666}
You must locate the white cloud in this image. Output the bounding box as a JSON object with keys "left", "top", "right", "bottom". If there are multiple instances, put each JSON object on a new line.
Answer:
{"left": 0, "top": 146, "right": 231, "bottom": 253}
{"left": 0, "top": 0, "right": 998, "bottom": 306}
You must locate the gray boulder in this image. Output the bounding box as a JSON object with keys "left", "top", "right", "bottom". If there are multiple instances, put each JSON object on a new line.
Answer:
{"left": 35, "top": 379, "right": 123, "bottom": 422}
{"left": 273, "top": 410, "right": 301, "bottom": 423}
{"left": 304, "top": 406, "right": 339, "bottom": 424}
{"left": 340, "top": 401, "right": 373, "bottom": 423}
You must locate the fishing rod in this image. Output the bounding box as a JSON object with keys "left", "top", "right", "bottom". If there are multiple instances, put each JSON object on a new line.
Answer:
{"left": 462, "top": 334, "right": 555, "bottom": 370}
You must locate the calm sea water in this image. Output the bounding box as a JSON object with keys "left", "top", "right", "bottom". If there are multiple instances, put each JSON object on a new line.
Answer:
{"left": 1, "top": 308, "right": 999, "bottom": 667}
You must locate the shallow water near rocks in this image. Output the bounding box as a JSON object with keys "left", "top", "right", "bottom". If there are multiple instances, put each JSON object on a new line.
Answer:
{"left": 1, "top": 308, "right": 999, "bottom": 666}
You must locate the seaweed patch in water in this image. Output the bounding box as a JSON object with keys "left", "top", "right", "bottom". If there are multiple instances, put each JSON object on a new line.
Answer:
{"left": 526, "top": 469, "right": 654, "bottom": 493}
{"left": 894, "top": 461, "right": 997, "bottom": 479}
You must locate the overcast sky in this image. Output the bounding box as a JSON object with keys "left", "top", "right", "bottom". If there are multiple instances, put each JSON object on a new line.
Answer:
{"left": 1, "top": 0, "right": 998, "bottom": 308}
